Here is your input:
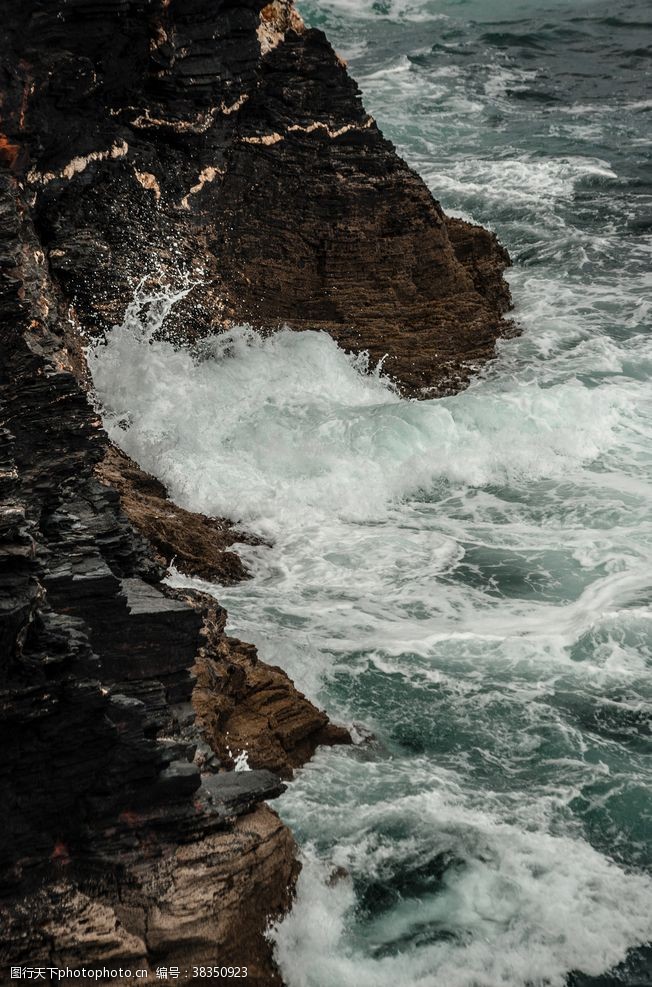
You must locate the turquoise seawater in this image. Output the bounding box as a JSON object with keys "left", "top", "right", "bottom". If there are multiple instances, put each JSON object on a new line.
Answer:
{"left": 90, "top": 2, "right": 652, "bottom": 984}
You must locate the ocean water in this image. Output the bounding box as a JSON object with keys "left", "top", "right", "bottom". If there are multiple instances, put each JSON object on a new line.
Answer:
{"left": 89, "top": 1, "right": 652, "bottom": 984}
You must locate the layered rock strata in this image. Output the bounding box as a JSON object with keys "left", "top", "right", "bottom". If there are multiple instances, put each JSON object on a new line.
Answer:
{"left": 1, "top": 0, "right": 512, "bottom": 982}
{"left": 1, "top": 0, "right": 511, "bottom": 397}
{"left": 1, "top": 173, "right": 337, "bottom": 985}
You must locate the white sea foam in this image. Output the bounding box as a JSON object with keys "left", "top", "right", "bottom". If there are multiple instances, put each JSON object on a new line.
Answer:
{"left": 272, "top": 796, "right": 652, "bottom": 987}
{"left": 89, "top": 304, "right": 631, "bottom": 532}
{"left": 88, "top": 0, "right": 652, "bottom": 976}
{"left": 303, "top": 0, "right": 449, "bottom": 23}
{"left": 420, "top": 157, "right": 618, "bottom": 217}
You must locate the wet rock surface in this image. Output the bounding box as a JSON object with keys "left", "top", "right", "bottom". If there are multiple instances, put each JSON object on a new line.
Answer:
{"left": 98, "top": 446, "right": 258, "bottom": 584}
{"left": 1, "top": 0, "right": 511, "bottom": 396}
{"left": 203, "top": 770, "right": 286, "bottom": 816}
{"left": 1, "top": 0, "right": 512, "bottom": 982}
{"left": 0, "top": 172, "right": 329, "bottom": 983}
{"left": 191, "top": 596, "right": 352, "bottom": 780}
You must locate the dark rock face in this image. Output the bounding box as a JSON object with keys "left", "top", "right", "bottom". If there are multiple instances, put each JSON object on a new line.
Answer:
{"left": 0, "top": 172, "right": 335, "bottom": 983}
{"left": 1, "top": 0, "right": 512, "bottom": 981}
{"left": 1, "top": 0, "right": 511, "bottom": 395}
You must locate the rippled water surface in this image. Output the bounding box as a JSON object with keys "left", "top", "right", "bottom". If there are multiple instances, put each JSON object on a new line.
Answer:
{"left": 90, "top": 1, "right": 652, "bottom": 984}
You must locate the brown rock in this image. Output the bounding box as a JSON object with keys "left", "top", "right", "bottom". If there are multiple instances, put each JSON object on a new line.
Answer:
{"left": 97, "top": 445, "right": 258, "bottom": 584}
{"left": 183, "top": 592, "right": 351, "bottom": 779}
{"left": 0, "top": 171, "right": 321, "bottom": 984}
{"left": 95, "top": 455, "right": 352, "bottom": 779}
{"left": 5, "top": 805, "right": 294, "bottom": 987}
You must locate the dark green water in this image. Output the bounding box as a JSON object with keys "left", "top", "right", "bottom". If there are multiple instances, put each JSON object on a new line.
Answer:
{"left": 264, "top": 3, "right": 652, "bottom": 983}
{"left": 91, "top": 2, "right": 652, "bottom": 984}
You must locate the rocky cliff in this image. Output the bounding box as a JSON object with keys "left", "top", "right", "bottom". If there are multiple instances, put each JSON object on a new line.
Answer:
{"left": 0, "top": 1, "right": 512, "bottom": 983}
{"left": 0, "top": 170, "right": 344, "bottom": 985}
